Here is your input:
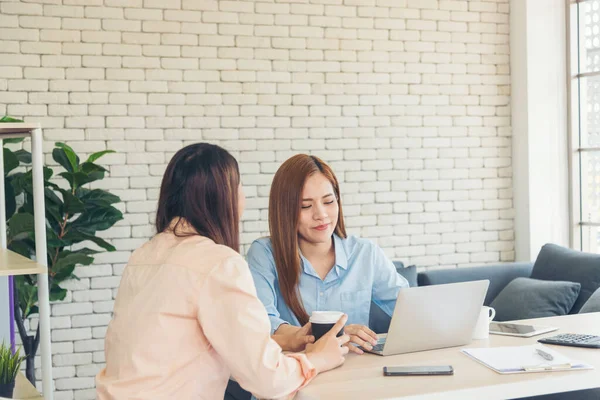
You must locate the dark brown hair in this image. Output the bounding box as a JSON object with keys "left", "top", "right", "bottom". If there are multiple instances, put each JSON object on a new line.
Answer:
{"left": 269, "top": 154, "right": 346, "bottom": 325}
{"left": 156, "top": 143, "right": 240, "bottom": 252}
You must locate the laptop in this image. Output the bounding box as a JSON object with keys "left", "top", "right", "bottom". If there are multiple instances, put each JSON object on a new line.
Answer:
{"left": 363, "top": 280, "right": 489, "bottom": 356}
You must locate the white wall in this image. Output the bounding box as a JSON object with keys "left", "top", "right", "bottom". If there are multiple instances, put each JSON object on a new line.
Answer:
{"left": 510, "top": 0, "right": 569, "bottom": 261}
{"left": 0, "top": 0, "right": 512, "bottom": 398}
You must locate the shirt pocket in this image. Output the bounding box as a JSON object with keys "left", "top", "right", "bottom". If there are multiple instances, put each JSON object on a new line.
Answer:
{"left": 340, "top": 289, "right": 371, "bottom": 326}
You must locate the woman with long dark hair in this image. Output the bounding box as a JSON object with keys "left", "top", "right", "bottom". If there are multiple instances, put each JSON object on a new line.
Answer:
{"left": 96, "top": 144, "right": 350, "bottom": 399}
{"left": 248, "top": 154, "right": 408, "bottom": 354}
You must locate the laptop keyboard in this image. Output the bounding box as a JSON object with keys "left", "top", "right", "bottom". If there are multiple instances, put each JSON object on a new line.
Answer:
{"left": 372, "top": 343, "right": 385, "bottom": 352}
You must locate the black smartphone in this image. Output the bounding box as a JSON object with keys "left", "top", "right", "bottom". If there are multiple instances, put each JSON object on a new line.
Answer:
{"left": 383, "top": 365, "right": 454, "bottom": 376}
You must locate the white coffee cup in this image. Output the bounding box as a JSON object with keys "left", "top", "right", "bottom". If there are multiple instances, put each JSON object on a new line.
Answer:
{"left": 472, "top": 306, "right": 496, "bottom": 340}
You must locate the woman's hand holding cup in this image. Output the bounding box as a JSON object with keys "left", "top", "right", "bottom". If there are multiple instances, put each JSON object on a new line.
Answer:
{"left": 310, "top": 311, "right": 345, "bottom": 341}
{"left": 305, "top": 314, "right": 350, "bottom": 373}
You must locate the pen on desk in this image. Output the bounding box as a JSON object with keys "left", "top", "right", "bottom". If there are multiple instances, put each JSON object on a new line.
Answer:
{"left": 536, "top": 348, "right": 554, "bottom": 361}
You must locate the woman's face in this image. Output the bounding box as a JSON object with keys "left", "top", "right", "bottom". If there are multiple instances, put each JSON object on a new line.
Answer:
{"left": 297, "top": 172, "right": 339, "bottom": 246}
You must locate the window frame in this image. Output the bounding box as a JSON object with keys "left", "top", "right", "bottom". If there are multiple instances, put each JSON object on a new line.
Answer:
{"left": 567, "top": 0, "right": 600, "bottom": 252}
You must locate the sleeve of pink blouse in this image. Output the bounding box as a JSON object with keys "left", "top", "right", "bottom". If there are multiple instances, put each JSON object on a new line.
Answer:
{"left": 196, "top": 255, "right": 317, "bottom": 399}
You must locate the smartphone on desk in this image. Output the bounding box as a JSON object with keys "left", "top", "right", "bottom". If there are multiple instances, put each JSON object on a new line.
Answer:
{"left": 383, "top": 365, "right": 454, "bottom": 376}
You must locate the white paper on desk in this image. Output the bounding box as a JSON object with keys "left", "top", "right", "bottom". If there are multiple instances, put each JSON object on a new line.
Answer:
{"left": 461, "top": 344, "right": 593, "bottom": 374}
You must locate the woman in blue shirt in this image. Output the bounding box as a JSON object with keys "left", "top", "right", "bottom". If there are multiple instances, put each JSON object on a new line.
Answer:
{"left": 248, "top": 154, "right": 409, "bottom": 354}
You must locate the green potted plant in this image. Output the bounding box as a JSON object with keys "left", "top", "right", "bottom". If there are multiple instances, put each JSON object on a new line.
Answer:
{"left": 1, "top": 137, "right": 122, "bottom": 384}
{"left": 0, "top": 343, "right": 25, "bottom": 398}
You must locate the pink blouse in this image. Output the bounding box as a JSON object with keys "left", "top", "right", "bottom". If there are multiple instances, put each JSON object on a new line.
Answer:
{"left": 96, "top": 226, "right": 316, "bottom": 399}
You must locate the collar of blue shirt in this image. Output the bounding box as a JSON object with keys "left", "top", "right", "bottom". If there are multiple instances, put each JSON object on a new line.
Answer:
{"left": 299, "top": 234, "right": 349, "bottom": 278}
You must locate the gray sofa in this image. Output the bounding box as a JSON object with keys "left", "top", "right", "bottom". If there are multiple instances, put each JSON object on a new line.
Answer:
{"left": 371, "top": 243, "right": 600, "bottom": 334}
{"left": 369, "top": 261, "right": 534, "bottom": 334}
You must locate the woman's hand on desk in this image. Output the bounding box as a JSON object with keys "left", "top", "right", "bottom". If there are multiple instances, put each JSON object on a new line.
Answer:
{"left": 272, "top": 322, "right": 315, "bottom": 352}
{"left": 343, "top": 324, "right": 378, "bottom": 355}
{"left": 305, "top": 315, "right": 350, "bottom": 373}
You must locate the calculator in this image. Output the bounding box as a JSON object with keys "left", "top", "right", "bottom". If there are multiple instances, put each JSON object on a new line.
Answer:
{"left": 538, "top": 333, "right": 600, "bottom": 349}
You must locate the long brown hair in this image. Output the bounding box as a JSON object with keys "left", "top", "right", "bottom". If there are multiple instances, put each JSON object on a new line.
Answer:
{"left": 156, "top": 143, "right": 240, "bottom": 252}
{"left": 269, "top": 154, "right": 346, "bottom": 325}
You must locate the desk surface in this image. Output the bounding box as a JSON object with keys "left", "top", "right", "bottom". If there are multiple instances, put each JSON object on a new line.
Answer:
{"left": 297, "top": 313, "right": 600, "bottom": 400}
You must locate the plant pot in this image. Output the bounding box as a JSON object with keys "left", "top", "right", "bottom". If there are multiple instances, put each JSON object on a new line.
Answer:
{"left": 0, "top": 380, "right": 15, "bottom": 398}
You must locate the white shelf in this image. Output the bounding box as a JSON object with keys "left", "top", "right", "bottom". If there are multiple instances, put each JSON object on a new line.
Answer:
{"left": 0, "top": 123, "right": 40, "bottom": 136}
{"left": 0, "top": 372, "right": 43, "bottom": 400}
{"left": 0, "top": 249, "right": 46, "bottom": 277}
{"left": 0, "top": 125, "right": 51, "bottom": 399}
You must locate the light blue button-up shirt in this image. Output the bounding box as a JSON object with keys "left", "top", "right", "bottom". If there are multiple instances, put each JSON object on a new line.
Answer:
{"left": 247, "top": 234, "right": 409, "bottom": 334}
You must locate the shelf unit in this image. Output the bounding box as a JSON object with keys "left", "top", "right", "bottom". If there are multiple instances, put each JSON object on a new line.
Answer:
{"left": 0, "top": 123, "right": 52, "bottom": 400}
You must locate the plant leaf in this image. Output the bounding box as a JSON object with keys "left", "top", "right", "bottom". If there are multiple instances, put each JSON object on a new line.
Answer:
{"left": 78, "top": 189, "right": 121, "bottom": 207}
{"left": 45, "top": 201, "right": 63, "bottom": 229}
{"left": 56, "top": 142, "right": 79, "bottom": 171}
{"left": 53, "top": 251, "right": 94, "bottom": 269}
{"left": 53, "top": 264, "right": 76, "bottom": 282}
{"left": 68, "top": 247, "right": 99, "bottom": 256}
{"left": 86, "top": 150, "right": 114, "bottom": 164}
{"left": 43, "top": 166, "right": 53, "bottom": 181}
{"left": 8, "top": 213, "right": 34, "bottom": 240}
{"left": 52, "top": 251, "right": 94, "bottom": 281}
{"left": 52, "top": 148, "right": 74, "bottom": 173}
{"left": 59, "top": 170, "right": 106, "bottom": 189}
{"left": 9, "top": 172, "right": 27, "bottom": 196}
{"left": 4, "top": 177, "right": 15, "bottom": 219}
{"left": 14, "top": 276, "right": 37, "bottom": 318}
{"left": 52, "top": 147, "right": 78, "bottom": 173}
{"left": 3, "top": 148, "right": 19, "bottom": 175}
{"left": 64, "top": 229, "right": 116, "bottom": 251}
{"left": 71, "top": 206, "right": 123, "bottom": 232}
{"left": 80, "top": 162, "right": 107, "bottom": 174}
{"left": 46, "top": 227, "right": 70, "bottom": 248}
{"left": 3, "top": 138, "right": 24, "bottom": 145}
{"left": 0, "top": 116, "right": 23, "bottom": 123}
{"left": 13, "top": 149, "right": 31, "bottom": 164}
{"left": 8, "top": 240, "right": 32, "bottom": 259}
{"left": 44, "top": 187, "right": 62, "bottom": 206}
{"left": 49, "top": 285, "right": 67, "bottom": 302}
{"left": 59, "top": 188, "right": 85, "bottom": 214}
{"left": 0, "top": 342, "right": 26, "bottom": 383}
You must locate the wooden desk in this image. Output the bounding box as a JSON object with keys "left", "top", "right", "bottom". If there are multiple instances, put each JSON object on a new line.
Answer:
{"left": 297, "top": 313, "right": 600, "bottom": 400}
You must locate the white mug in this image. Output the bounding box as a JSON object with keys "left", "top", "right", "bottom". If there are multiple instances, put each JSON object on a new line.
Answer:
{"left": 472, "top": 306, "right": 496, "bottom": 340}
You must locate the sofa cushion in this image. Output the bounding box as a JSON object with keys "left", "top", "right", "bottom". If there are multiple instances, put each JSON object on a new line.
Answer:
{"left": 490, "top": 277, "right": 581, "bottom": 321}
{"left": 395, "top": 262, "right": 417, "bottom": 288}
{"left": 530, "top": 244, "right": 600, "bottom": 313}
{"left": 417, "top": 263, "right": 534, "bottom": 305}
{"left": 579, "top": 288, "right": 600, "bottom": 314}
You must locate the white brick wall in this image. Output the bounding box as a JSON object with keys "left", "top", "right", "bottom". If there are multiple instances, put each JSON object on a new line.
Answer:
{"left": 0, "top": 0, "right": 512, "bottom": 397}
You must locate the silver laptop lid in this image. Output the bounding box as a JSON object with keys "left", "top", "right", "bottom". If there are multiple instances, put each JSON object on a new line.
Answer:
{"left": 382, "top": 280, "right": 489, "bottom": 356}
